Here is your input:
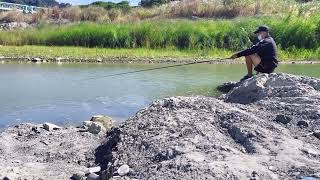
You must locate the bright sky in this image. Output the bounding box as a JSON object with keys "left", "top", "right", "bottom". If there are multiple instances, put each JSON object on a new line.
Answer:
{"left": 57, "top": 0, "right": 140, "bottom": 5}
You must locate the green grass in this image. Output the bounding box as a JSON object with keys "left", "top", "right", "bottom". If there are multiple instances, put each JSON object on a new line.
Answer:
{"left": 0, "top": 45, "right": 231, "bottom": 59}
{"left": 0, "top": 13, "right": 319, "bottom": 52}
{"left": 0, "top": 45, "right": 319, "bottom": 61}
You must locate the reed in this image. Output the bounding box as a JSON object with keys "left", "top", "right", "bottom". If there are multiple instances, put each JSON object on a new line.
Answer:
{"left": 0, "top": 14, "right": 319, "bottom": 52}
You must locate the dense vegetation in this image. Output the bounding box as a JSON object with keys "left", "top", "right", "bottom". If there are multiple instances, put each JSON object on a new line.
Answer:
{"left": 0, "top": 14, "right": 319, "bottom": 52}
{"left": 0, "top": 0, "right": 319, "bottom": 60}
{"left": 140, "top": 0, "right": 170, "bottom": 7}
{"left": 80, "top": 1, "right": 130, "bottom": 10}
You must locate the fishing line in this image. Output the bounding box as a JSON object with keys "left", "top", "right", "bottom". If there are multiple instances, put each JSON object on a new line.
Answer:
{"left": 80, "top": 57, "right": 232, "bottom": 81}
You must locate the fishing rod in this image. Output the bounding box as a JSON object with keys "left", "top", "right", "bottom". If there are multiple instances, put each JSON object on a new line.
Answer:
{"left": 83, "top": 57, "right": 232, "bottom": 81}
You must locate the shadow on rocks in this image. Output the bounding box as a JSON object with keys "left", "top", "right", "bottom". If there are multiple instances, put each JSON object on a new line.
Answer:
{"left": 94, "top": 127, "right": 121, "bottom": 177}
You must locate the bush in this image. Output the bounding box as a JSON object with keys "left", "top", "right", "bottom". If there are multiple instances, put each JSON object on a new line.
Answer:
{"left": 61, "top": 7, "right": 82, "bottom": 22}
{"left": 140, "top": 0, "right": 170, "bottom": 7}
{"left": 0, "top": 10, "right": 30, "bottom": 23}
{"left": 81, "top": 1, "right": 131, "bottom": 11}
{"left": 80, "top": 7, "right": 108, "bottom": 22}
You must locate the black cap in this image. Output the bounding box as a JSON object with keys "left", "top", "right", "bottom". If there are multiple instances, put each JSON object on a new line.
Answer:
{"left": 254, "top": 25, "right": 269, "bottom": 34}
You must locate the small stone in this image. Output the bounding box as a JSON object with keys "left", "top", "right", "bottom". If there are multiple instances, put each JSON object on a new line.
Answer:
{"left": 32, "top": 57, "right": 42, "bottom": 62}
{"left": 72, "top": 171, "right": 85, "bottom": 180}
{"left": 117, "top": 164, "right": 130, "bottom": 176}
{"left": 83, "top": 121, "right": 93, "bottom": 127}
{"left": 55, "top": 57, "right": 63, "bottom": 61}
{"left": 249, "top": 171, "right": 258, "bottom": 180}
{"left": 297, "top": 120, "right": 309, "bottom": 127}
{"left": 301, "top": 148, "right": 318, "bottom": 156}
{"left": 268, "top": 166, "right": 275, "bottom": 171}
{"left": 3, "top": 177, "right": 10, "bottom": 180}
{"left": 87, "top": 173, "right": 100, "bottom": 180}
{"left": 31, "top": 126, "right": 41, "bottom": 133}
{"left": 274, "top": 115, "right": 292, "bottom": 124}
{"left": 43, "top": 123, "right": 62, "bottom": 131}
{"left": 313, "top": 131, "right": 320, "bottom": 139}
{"left": 90, "top": 115, "right": 113, "bottom": 130}
{"left": 87, "top": 122, "right": 106, "bottom": 134}
{"left": 84, "top": 166, "right": 101, "bottom": 174}
{"left": 292, "top": 171, "right": 301, "bottom": 176}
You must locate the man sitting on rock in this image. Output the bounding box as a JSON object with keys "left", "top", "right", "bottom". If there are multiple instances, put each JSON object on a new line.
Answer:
{"left": 231, "top": 25, "right": 278, "bottom": 81}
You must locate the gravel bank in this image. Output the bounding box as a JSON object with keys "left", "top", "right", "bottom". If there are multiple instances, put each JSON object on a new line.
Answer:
{"left": 1, "top": 73, "right": 320, "bottom": 179}
{"left": 96, "top": 73, "right": 320, "bottom": 180}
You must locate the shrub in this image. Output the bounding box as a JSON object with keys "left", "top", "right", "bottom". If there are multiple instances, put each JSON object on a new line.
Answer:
{"left": 80, "top": 6, "right": 108, "bottom": 22}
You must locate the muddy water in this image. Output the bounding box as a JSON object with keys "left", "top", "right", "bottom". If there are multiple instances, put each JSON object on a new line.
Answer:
{"left": 0, "top": 62, "right": 319, "bottom": 127}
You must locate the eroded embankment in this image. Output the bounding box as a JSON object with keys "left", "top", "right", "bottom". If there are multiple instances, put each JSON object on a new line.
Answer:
{"left": 96, "top": 73, "right": 320, "bottom": 180}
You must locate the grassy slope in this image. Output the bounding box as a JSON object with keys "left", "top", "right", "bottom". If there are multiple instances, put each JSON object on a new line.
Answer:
{"left": 0, "top": 45, "right": 319, "bottom": 61}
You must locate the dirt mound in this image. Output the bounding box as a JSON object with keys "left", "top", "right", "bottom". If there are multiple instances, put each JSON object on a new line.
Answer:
{"left": 0, "top": 123, "right": 104, "bottom": 179}
{"left": 96, "top": 73, "right": 320, "bottom": 180}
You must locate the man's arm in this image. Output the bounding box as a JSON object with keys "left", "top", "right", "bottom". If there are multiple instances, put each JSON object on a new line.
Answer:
{"left": 231, "top": 41, "right": 266, "bottom": 59}
{"left": 235, "top": 44, "right": 259, "bottom": 57}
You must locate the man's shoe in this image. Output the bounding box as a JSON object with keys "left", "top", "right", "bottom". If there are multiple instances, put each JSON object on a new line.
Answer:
{"left": 240, "top": 74, "right": 253, "bottom": 81}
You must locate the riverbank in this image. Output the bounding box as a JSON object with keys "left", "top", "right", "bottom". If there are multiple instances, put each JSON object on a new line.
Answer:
{"left": 1, "top": 73, "right": 320, "bottom": 179}
{"left": 0, "top": 45, "right": 319, "bottom": 64}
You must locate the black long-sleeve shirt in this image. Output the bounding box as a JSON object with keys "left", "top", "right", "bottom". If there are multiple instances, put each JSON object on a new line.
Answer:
{"left": 236, "top": 36, "right": 278, "bottom": 68}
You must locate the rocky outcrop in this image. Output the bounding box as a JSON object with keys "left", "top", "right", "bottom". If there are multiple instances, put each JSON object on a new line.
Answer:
{"left": 95, "top": 73, "right": 320, "bottom": 180}
{"left": 223, "top": 73, "right": 320, "bottom": 104}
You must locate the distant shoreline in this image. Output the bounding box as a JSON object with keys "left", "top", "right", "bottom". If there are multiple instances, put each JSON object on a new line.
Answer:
{"left": 0, "top": 56, "right": 319, "bottom": 65}
{"left": 0, "top": 45, "right": 319, "bottom": 64}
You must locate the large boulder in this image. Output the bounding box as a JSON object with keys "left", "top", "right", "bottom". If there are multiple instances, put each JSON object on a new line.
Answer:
{"left": 83, "top": 115, "right": 114, "bottom": 134}
{"left": 95, "top": 73, "right": 320, "bottom": 180}
{"left": 43, "top": 122, "right": 61, "bottom": 131}
{"left": 223, "top": 73, "right": 320, "bottom": 104}
{"left": 85, "top": 121, "right": 107, "bottom": 134}
{"left": 90, "top": 115, "right": 113, "bottom": 130}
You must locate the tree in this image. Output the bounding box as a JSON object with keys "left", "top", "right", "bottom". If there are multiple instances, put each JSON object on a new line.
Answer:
{"left": 81, "top": 1, "right": 130, "bottom": 10}
{"left": 140, "top": 0, "right": 170, "bottom": 7}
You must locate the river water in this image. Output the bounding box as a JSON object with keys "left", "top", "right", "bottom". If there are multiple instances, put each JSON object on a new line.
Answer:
{"left": 1, "top": 62, "right": 319, "bottom": 128}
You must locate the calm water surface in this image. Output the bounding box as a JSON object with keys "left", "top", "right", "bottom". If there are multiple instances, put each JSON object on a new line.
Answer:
{"left": 1, "top": 62, "right": 319, "bottom": 128}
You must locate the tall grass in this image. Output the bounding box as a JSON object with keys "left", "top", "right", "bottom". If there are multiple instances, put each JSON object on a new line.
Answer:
{"left": 0, "top": 14, "right": 319, "bottom": 52}
{"left": 1, "top": 0, "right": 319, "bottom": 24}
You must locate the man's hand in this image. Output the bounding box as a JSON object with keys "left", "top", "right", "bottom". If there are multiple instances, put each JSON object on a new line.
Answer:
{"left": 230, "top": 54, "right": 238, "bottom": 59}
